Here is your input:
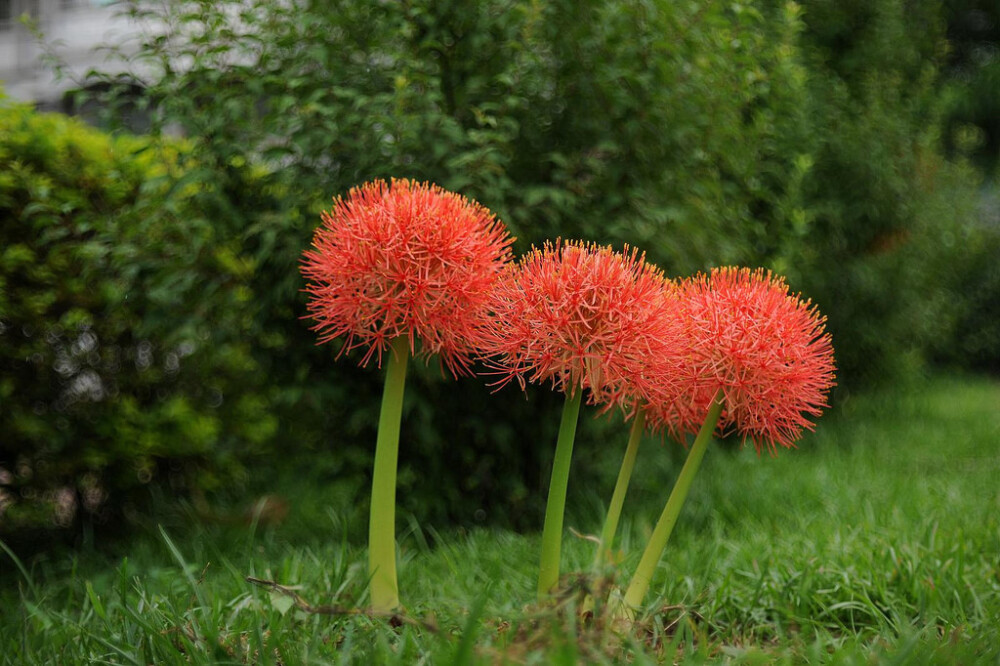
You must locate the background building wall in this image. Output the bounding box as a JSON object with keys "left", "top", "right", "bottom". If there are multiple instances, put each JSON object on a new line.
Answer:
{"left": 0, "top": 0, "right": 130, "bottom": 107}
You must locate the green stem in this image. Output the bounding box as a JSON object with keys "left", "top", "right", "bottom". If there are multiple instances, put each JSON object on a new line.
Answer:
{"left": 368, "top": 336, "right": 410, "bottom": 612}
{"left": 594, "top": 410, "right": 646, "bottom": 569}
{"left": 621, "top": 391, "right": 724, "bottom": 614}
{"left": 537, "top": 388, "right": 584, "bottom": 600}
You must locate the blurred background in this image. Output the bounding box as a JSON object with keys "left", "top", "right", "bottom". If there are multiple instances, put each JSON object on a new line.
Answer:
{"left": 1, "top": 0, "right": 998, "bottom": 544}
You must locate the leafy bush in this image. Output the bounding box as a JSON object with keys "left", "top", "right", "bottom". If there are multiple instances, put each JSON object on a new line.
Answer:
{"left": 18, "top": 0, "right": 981, "bottom": 534}
{"left": 762, "top": 0, "right": 990, "bottom": 387}
{"left": 68, "top": 0, "right": 827, "bottom": 527}
{"left": 0, "top": 96, "right": 277, "bottom": 535}
{"left": 943, "top": 0, "right": 1000, "bottom": 174}
{"left": 928, "top": 200, "right": 1000, "bottom": 374}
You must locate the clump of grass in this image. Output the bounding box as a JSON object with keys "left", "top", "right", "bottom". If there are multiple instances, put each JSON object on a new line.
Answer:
{"left": 2, "top": 377, "right": 999, "bottom": 664}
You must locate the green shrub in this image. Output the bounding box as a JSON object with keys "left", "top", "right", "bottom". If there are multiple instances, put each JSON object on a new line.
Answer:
{"left": 928, "top": 198, "right": 1000, "bottom": 374}
{"left": 29, "top": 0, "right": 982, "bottom": 533}
{"left": 0, "top": 97, "right": 276, "bottom": 535}
{"left": 942, "top": 0, "right": 1000, "bottom": 175}
{"left": 69, "top": 0, "right": 826, "bottom": 528}
{"left": 758, "top": 0, "right": 991, "bottom": 387}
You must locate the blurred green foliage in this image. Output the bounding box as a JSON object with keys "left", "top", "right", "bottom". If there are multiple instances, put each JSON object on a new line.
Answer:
{"left": 942, "top": 0, "right": 1000, "bottom": 174}
{"left": 0, "top": 97, "right": 277, "bottom": 535}
{"left": 4, "top": 0, "right": 997, "bottom": 535}
{"left": 785, "top": 0, "right": 1000, "bottom": 379}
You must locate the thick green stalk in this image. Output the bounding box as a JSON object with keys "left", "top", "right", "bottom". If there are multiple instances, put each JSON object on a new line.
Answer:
{"left": 537, "top": 388, "right": 584, "bottom": 600}
{"left": 620, "top": 391, "right": 724, "bottom": 614}
{"left": 594, "top": 410, "right": 646, "bottom": 569}
{"left": 368, "top": 336, "right": 410, "bottom": 612}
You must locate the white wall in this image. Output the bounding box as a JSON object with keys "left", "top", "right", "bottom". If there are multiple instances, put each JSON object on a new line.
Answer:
{"left": 0, "top": 0, "right": 135, "bottom": 106}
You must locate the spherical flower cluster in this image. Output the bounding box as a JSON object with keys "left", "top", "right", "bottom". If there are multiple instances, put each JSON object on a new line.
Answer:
{"left": 646, "top": 267, "right": 836, "bottom": 453}
{"left": 483, "top": 240, "right": 683, "bottom": 411}
{"left": 301, "top": 179, "right": 514, "bottom": 376}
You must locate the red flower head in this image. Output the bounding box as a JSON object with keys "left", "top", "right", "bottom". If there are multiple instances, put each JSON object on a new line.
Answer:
{"left": 301, "top": 178, "right": 514, "bottom": 376}
{"left": 647, "top": 266, "right": 836, "bottom": 453}
{"left": 484, "top": 240, "right": 683, "bottom": 410}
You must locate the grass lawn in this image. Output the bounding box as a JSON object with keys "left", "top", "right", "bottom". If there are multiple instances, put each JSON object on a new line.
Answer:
{"left": 2, "top": 375, "right": 999, "bottom": 664}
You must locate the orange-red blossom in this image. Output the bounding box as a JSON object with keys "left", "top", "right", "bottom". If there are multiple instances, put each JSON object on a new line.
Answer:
{"left": 301, "top": 178, "right": 514, "bottom": 375}
{"left": 482, "top": 240, "right": 683, "bottom": 411}
{"left": 646, "top": 266, "right": 836, "bottom": 453}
